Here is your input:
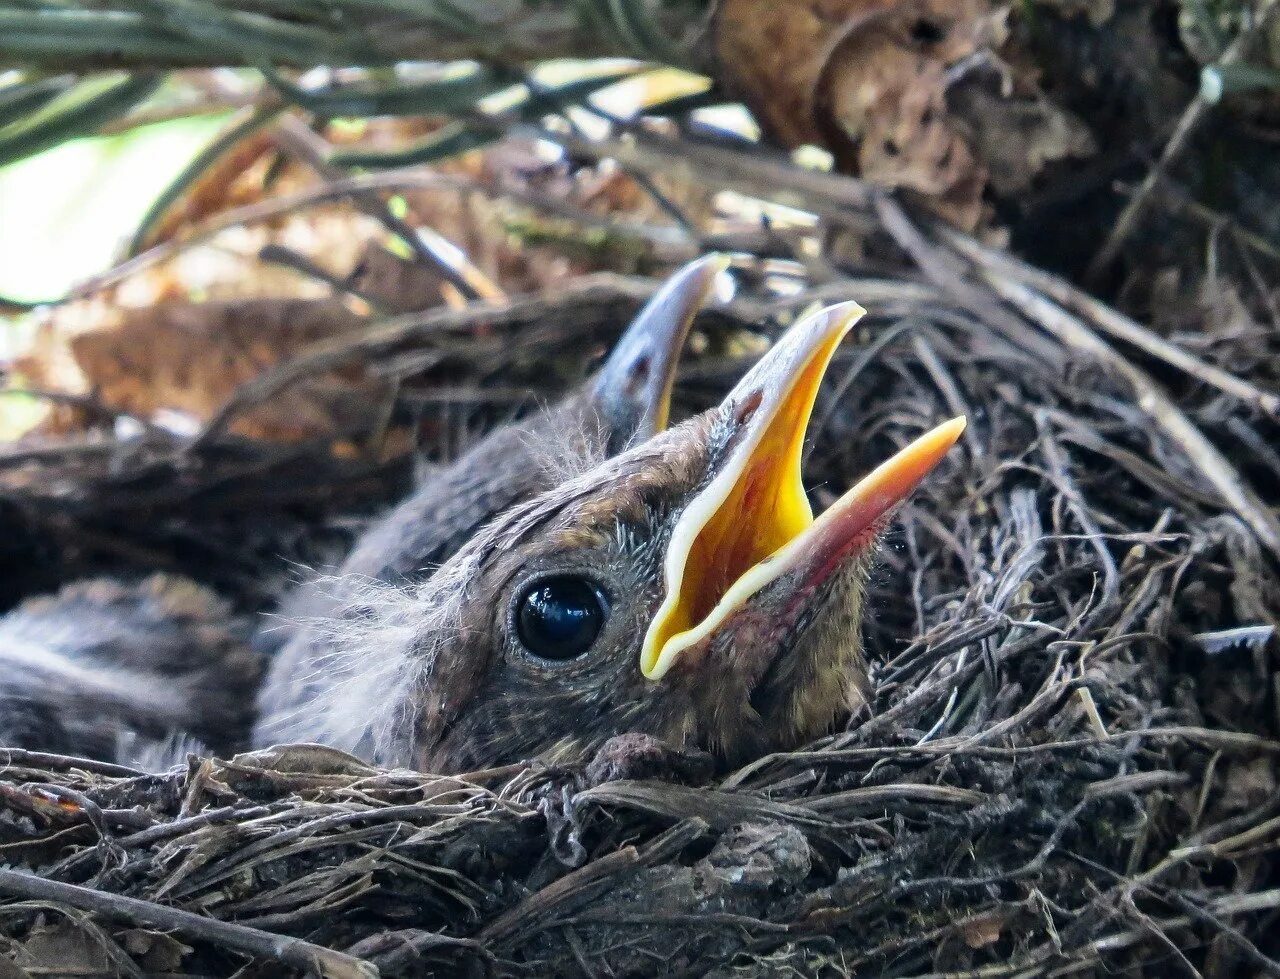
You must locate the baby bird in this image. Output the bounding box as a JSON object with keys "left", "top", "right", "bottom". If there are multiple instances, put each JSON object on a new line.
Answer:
{"left": 0, "top": 264, "right": 963, "bottom": 774}
{"left": 262, "top": 302, "right": 964, "bottom": 772}
{"left": 0, "top": 575, "right": 258, "bottom": 764}
{"left": 0, "top": 259, "right": 722, "bottom": 765}
{"left": 254, "top": 257, "right": 724, "bottom": 747}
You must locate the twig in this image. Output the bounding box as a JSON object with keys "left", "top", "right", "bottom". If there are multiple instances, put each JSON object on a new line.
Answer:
{"left": 940, "top": 227, "right": 1280, "bottom": 417}
{"left": 0, "top": 747, "right": 144, "bottom": 779}
{"left": 0, "top": 868, "right": 377, "bottom": 978}
{"left": 537, "top": 121, "right": 875, "bottom": 216}
{"left": 1087, "top": 0, "right": 1280, "bottom": 280}
{"left": 1151, "top": 176, "right": 1280, "bottom": 264}
{"left": 869, "top": 193, "right": 1063, "bottom": 365}
{"left": 70, "top": 168, "right": 688, "bottom": 300}
{"left": 477, "top": 846, "right": 643, "bottom": 947}
{"left": 1168, "top": 892, "right": 1280, "bottom": 976}
{"left": 911, "top": 334, "right": 983, "bottom": 459}
{"left": 272, "top": 117, "right": 498, "bottom": 303}
{"left": 184, "top": 275, "right": 658, "bottom": 451}
{"left": 971, "top": 267, "right": 1280, "bottom": 559}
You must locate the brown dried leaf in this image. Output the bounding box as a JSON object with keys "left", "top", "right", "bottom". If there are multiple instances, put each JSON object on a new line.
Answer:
{"left": 961, "top": 912, "right": 1004, "bottom": 949}
{"left": 715, "top": 1, "right": 1095, "bottom": 228}
{"left": 120, "top": 930, "right": 192, "bottom": 972}
{"left": 11, "top": 116, "right": 715, "bottom": 446}
{"left": 827, "top": 32, "right": 989, "bottom": 226}
{"left": 347, "top": 242, "right": 449, "bottom": 313}
{"left": 715, "top": 0, "right": 1007, "bottom": 228}
{"left": 66, "top": 297, "right": 385, "bottom": 441}
{"left": 715, "top": 0, "right": 877, "bottom": 149}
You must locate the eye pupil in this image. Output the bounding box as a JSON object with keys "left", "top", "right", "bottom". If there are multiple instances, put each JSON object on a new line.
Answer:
{"left": 517, "top": 576, "right": 607, "bottom": 660}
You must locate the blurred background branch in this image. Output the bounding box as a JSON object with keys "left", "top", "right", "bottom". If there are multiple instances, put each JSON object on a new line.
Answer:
{"left": 0, "top": 0, "right": 714, "bottom": 72}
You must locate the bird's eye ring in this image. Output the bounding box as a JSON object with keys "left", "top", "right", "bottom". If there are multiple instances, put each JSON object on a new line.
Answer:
{"left": 515, "top": 576, "right": 609, "bottom": 661}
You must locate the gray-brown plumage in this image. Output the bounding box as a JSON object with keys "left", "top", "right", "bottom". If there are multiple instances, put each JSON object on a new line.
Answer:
{"left": 0, "top": 265, "right": 963, "bottom": 776}
{"left": 258, "top": 303, "right": 964, "bottom": 772}
{"left": 254, "top": 258, "right": 723, "bottom": 747}
{"left": 0, "top": 260, "right": 721, "bottom": 766}
{"left": 0, "top": 575, "right": 258, "bottom": 764}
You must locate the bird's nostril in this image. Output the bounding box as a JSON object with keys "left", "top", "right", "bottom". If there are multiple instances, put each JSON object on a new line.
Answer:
{"left": 734, "top": 390, "right": 763, "bottom": 426}
{"left": 626, "top": 356, "right": 651, "bottom": 397}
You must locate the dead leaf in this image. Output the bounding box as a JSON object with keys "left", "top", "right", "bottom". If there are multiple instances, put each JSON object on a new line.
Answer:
{"left": 6, "top": 117, "right": 714, "bottom": 449}
{"left": 120, "top": 930, "right": 192, "bottom": 972}
{"left": 714, "top": 0, "right": 1007, "bottom": 228}
{"left": 948, "top": 68, "right": 1096, "bottom": 196}
{"left": 59, "top": 297, "right": 386, "bottom": 442}
{"left": 347, "top": 243, "right": 448, "bottom": 313}
{"left": 1219, "top": 756, "right": 1277, "bottom": 814}
{"left": 12, "top": 920, "right": 119, "bottom": 976}
{"left": 961, "top": 912, "right": 1004, "bottom": 948}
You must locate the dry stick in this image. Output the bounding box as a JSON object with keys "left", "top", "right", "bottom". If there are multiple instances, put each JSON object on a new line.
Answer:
{"left": 1168, "top": 892, "right": 1280, "bottom": 976}
{"left": 1152, "top": 174, "right": 1280, "bottom": 264}
{"left": 183, "top": 275, "right": 655, "bottom": 451}
{"left": 540, "top": 123, "right": 874, "bottom": 215}
{"left": 478, "top": 818, "right": 707, "bottom": 954}
{"left": 722, "top": 725, "right": 1280, "bottom": 790}
{"left": 972, "top": 268, "right": 1280, "bottom": 560}
{"left": 940, "top": 228, "right": 1280, "bottom": 417}
{"left": 870, "top": 193, "right": 1065, "bottom": 363}
{"left": 929, "top": 862, "right": 1280, "bottom": 979}
{"left": 185, "top": 271, "right": 782, "bottom": 452}
{"left": 0, "top": 868, "right": 377, "bottom": 979}
{"left": 1035, "top": 412, "right": 1121, "bottom": 611}
{"left": 802, "top": 783, "right": 987, "bottom": 813}
{"left": 70, "top": 169, "right": 688, "bottom": 300}
{"left": 272, "top": 118, "right": 501, "bottom": 303}
{"left": 0, "top": 747, "right": 145, "bottom": 778}
{"left": 1040, "top": 890, "right": 1280, "bottom": 979}
{"left": 911, "top": 334, "right": 984, "bottom": 459}
{"left": 477, "top": 846, "right": 643, "bottom": 947}
{"left": 1087, "top": 0, "right": 1280, "bottom": 281}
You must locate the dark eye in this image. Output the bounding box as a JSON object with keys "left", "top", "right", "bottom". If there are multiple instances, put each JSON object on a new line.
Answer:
{"left": 516, "top": 576, "right": 608, "bottom": 661}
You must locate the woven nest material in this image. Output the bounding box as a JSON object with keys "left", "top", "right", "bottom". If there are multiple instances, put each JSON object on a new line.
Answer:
{"left": 1, "top": 238, "right": 1278, "bottom": 977}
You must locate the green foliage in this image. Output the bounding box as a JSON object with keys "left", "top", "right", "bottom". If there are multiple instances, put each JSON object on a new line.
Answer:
{"left": 0, "top": 73, "right": 159, "bottom": 169}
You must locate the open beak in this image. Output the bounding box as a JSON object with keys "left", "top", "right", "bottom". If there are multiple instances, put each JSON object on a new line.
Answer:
{"left": 591, "top": 255, "right": 729, "bottom": 447}
{"left": 640, "top": 303, "right": 965, "bottom": 680}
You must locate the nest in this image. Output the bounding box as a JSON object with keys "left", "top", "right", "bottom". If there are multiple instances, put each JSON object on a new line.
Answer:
{"left": 1, "top": 202, "right": 1278, "bottom": 976}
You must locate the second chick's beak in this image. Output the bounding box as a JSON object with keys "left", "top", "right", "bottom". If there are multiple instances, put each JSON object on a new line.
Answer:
{"left": 588, "top": 255, "right": 728, "bottom": 453}
{"left": 642, "top": 304, "right": 965, "bottom": 757}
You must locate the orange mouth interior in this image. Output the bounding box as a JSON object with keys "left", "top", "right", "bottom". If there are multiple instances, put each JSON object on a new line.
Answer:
{"left": 640, "top": 326, "right": 845, "bottom": 678}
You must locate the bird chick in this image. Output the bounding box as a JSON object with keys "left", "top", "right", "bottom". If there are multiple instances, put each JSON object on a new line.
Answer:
{"left": 0, "top": 575, "right": 258, "bottom": 764}
{"left": 0, "top": 260, "right": 722, "bottom": 767}
{"left": 255, "top": 257, "right": 725, "bottom": 746}
{"left": 280, "top": 303, "right": 965, "bottom": 772}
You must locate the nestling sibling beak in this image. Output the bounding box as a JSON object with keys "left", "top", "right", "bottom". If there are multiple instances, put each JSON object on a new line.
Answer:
{"left": 641, "top": 303, "right": 966, "bottom": 681}
{"left": 590, "top": 255, "right": 729, "bottom": 447}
